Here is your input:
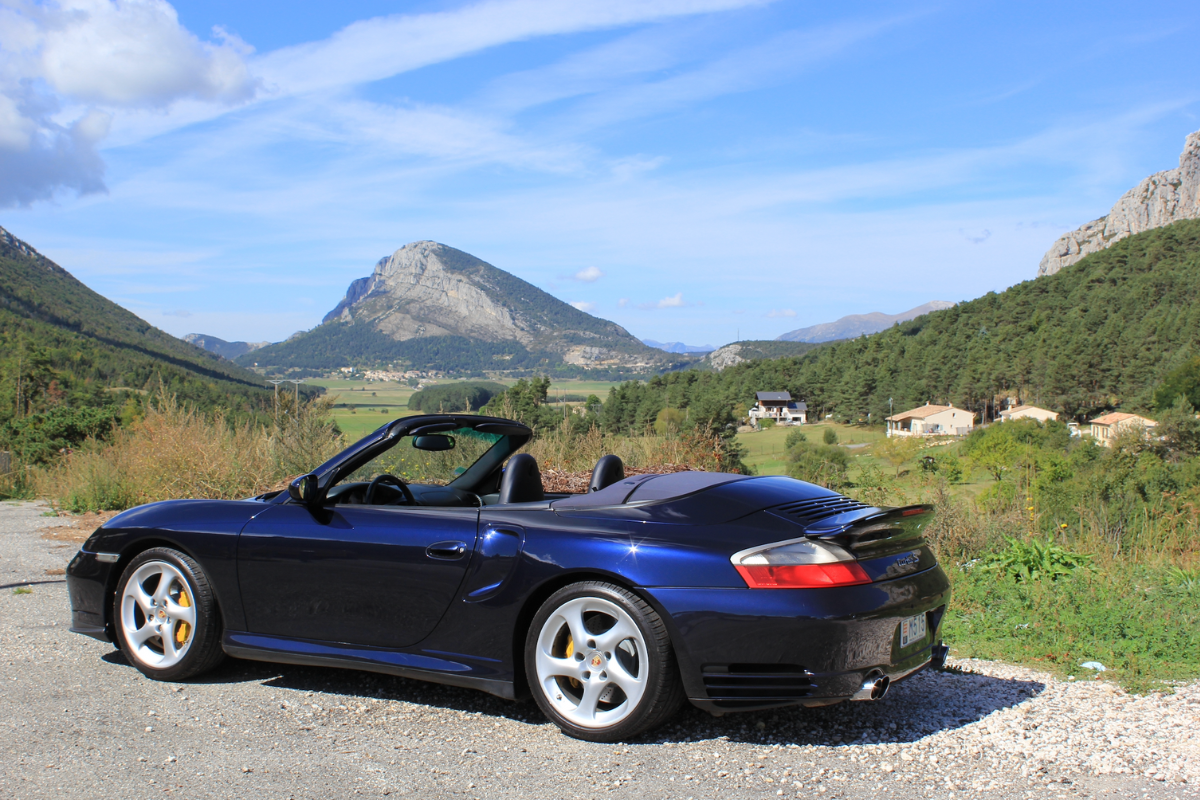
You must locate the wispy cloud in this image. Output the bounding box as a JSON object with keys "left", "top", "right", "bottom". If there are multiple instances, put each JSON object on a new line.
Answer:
{"left": 254, "top": 0, "right": 772, "bottom": 96}
{"left": 640, "top": 292, "right": 686, "bottom": 309}
{"left": 766, "top": 308, "right": 795, "bottom": 318}
{"left": 569, "top": 300, "right": 596, "bottom": 312}
{"left": 574, "top": 266, "right": 604, "bottom": 282}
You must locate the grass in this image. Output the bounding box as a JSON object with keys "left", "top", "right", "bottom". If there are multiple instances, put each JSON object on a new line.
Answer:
{"left": 309, "top": 377, "right": 626, "bottom": 443}
{"left": 945, "top": 562, "right": 1200, "bottom": 692}
{"left": 12, "top": 586, "right": 31, "bottom": 595}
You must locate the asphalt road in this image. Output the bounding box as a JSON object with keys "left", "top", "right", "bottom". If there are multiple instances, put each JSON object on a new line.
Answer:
{"left": 1, "top": 500, "right": 1196, "bottom": 800}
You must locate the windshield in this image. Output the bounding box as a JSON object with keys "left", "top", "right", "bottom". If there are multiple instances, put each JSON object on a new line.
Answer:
{"left": 340, "top": 426, "right": 504, "bottom": 487}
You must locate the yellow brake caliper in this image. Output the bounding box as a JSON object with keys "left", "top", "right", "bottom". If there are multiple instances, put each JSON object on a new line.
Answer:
{"left": 175, "top": 587, "right": 191, "bottom": 645}
{"left": 565, "top": 633, "right": 580, "bottom": 689}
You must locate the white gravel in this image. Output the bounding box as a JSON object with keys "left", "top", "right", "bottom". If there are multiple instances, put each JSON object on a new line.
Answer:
{"left": 1, "top": 499, "right": 1196, "bottom": 799}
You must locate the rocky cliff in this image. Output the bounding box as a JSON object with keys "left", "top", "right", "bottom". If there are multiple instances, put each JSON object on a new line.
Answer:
{"left": 1039, "top": 129, "right": 1200, "bottom": 277}
{"left": 251, "top": 241, "right": 663, "bottom": 371}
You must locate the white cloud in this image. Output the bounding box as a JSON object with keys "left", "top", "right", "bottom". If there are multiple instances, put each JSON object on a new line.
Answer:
{"left": 766, "top": 308, "right": 796, "bottom": 318}
{"left": 0, "top": 0, "right": 257, "bottom": 207}
{"left": 574, "top": 265, "right": 604, "bottom": 282}
{"left": 657, "top": 292, "right": 686, "bottom": 308}
{"left": 569, "top": 300, "right": 596, "bottom": 312}
{"left": 618, "top": 298, "right": 629, "bottom": 307}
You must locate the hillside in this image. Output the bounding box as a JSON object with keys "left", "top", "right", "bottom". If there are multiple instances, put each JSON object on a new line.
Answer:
{"left": 0, "top": 226, "right": 271, "bottom": 417}
{"left": 723, "top": 219, "right": 1200, "bottom": 421}
{"left": 776, "top": 301, "right": 955, "bottom": 343}
{"left": 1039, "top": 128, "right": 1200, "bottom": 277}
{"left": 700, "top": 340, "right": 826, "bottom": 371}
{"left": 596, "top": 220, "right": 1200, "bottom": 435}
{"left": 245, "top": 241, "right": 668, "bottom": 373}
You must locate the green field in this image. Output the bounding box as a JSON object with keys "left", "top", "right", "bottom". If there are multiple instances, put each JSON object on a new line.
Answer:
{"left": 310, "top": 377, "right": 626, "bottom": 441}
{"left": 736, "top": 422, "right": 886, "bottom": 476}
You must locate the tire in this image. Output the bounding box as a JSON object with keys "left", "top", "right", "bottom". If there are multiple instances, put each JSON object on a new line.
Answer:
{"left": 113, "top": 547, "right": 225, "bottom": 681}
{"left": 525, "top": 581, "right": 684, "bottom": 742}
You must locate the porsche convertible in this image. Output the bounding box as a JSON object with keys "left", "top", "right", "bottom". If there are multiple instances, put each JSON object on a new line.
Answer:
{"left": 67, "top": 413, "right": 950, "bottom": 742}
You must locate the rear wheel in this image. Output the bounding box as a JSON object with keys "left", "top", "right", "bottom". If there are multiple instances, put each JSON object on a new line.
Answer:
{"left": 114, "top": 547, "right": 225, "bottom": 681}
{"left": 526, "top": 581, "right": 684, "bottom": 742}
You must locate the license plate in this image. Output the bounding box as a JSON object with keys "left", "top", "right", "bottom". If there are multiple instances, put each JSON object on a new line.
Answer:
{"left": 899, "top": 613, "right": 927, "bottom": 648}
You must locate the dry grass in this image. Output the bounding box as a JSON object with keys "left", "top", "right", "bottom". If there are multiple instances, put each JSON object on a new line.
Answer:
{"left": 33, "top": 391, "right": 344, "bottom": 512}
{"left": 526, "top": 419, "right": 733, "bottom": 475}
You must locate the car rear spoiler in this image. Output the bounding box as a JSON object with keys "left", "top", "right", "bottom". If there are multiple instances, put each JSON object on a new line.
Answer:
{"left": 801, "top": 504, "right": 934, "bottom": 556}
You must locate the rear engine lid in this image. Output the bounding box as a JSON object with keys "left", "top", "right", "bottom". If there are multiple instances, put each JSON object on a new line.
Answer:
{"left": 734, "top": 503, "right": 938, "bottom": 588}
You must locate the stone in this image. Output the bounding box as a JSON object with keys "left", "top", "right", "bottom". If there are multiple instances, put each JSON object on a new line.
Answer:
{"left": 1038, "top": 130, "right": 1200, "bottom": 277}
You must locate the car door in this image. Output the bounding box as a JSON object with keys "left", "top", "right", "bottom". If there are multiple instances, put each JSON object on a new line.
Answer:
{"left": 236, "top": 502, "right": 478, "bottom": 649}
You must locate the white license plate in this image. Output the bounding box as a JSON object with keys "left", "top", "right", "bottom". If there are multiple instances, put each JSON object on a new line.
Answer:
{"left": 899, "top": 613, "right": 927, "bottom": 648}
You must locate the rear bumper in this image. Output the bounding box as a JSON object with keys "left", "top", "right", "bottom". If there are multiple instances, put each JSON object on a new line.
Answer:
{"left": 66, "top": 550, "right": 116, "bottom": 642}
{"left": 644, "top": 564, "right": 951, "bottom": 712}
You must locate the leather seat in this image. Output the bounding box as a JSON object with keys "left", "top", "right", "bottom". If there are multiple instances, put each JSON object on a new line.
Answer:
{"left": 588, "top": 454, "right": 625, "bottom": 493}
{"left": 498, "top": 453, "right": 544, "bottom": 504}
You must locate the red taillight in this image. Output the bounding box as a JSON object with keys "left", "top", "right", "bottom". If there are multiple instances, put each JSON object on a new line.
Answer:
{"left": 731, "top": 536, "right": 871, "bottom": 589}
{"left": 735, "top": 561, "right": 871, "bottom": 588}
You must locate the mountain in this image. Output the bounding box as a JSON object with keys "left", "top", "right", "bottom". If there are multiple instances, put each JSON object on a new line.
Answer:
{"left": 184, "top": 334, "right": 271, "bottom": 361}
{"left": 776, "top": 301, "right": 955, "bottom": 343}
{"left": 0, "top": 226, "right": 271, "bottom": 415}
{"left": 715, "top": 218, "right": 1200, "bottom": 421}
{"left": 245, "top": 241, "right": 667, "bottom": 372}
{"left": 1039, "top": 129, "right": 1200, "bottom": 277}
{"left": 701, "top": 340, "right": 825, "bottom": 371}
{"left": 642, "top": 339, "right": 715, "bottom": 354}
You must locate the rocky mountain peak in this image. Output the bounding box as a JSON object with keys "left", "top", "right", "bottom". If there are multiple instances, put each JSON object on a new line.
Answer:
{"left": 305, "top": 241, "right": 662, "bottom": 369}
{"left": 1039, "top": 129, "right": 1200, "bottom": 277}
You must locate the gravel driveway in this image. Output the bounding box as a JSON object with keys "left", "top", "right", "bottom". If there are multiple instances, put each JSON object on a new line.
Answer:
{"left": 2, "top": 500, "right": 1197, "bottom": 799}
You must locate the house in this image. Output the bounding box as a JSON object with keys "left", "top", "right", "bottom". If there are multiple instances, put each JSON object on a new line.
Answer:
{"left": 748, "top": 391, "right": 807, "bottom": 424}
{"left": 886, "top": 402, "right": 975, "bottom": 437}
{"left": 999, "top": 404, "right": 1058, "bottom": 423}
{"left": 1088, "top": 412, "right": 1156, "bottom": 445}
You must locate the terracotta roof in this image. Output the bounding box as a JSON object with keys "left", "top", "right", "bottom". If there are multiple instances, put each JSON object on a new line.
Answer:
{"left": 886, "top": 403, "right": 960, "bottom": 422}
{"left": 1005, "top": 404, "right": 1050, "bottom": 415}
{"left": 1089, "top": 412, "right": 1156, "bottom": 426}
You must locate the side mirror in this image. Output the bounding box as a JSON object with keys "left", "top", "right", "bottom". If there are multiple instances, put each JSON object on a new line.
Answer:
{"left": 288, "top": 473, "right": 321, "bottom": 505}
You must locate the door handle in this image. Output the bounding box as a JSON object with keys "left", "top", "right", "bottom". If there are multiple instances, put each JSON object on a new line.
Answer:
{"left": 426, "top": 541, "right": 468, "bottom": 560}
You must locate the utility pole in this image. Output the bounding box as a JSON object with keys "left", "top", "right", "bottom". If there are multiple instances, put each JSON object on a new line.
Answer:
{"left": 286, "top": 379, "right": 305, "bottom": 412}
{"left": 267, "top": 380, "right": 285, "bottom": 425}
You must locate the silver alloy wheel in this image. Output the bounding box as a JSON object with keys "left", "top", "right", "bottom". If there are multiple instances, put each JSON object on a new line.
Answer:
{"left": 119, "top": 560, "right": 197, "bottom": 669}
{"left": 533, "top": 596, "right": 647, "bottom": 729}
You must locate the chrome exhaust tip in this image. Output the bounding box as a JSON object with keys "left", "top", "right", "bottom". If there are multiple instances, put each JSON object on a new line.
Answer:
{"left": 852, "top": 671, "right": 891, "bottom": 701}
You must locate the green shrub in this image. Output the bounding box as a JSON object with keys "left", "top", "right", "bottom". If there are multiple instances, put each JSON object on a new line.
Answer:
{"left": 982, "top": 536, "right": 1092, "bottom": 582}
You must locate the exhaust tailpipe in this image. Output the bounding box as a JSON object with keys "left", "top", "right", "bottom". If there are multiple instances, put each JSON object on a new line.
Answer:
{"left": 852, "top": 671, "right": 890, "bottom": 701}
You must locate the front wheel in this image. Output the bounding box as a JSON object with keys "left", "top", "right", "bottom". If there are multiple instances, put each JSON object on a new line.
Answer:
{"left": 525, "top": 581, "right": 684, "bottom": 742}
{"left": 114, "top": 547, "right": 225, "bottom": 681}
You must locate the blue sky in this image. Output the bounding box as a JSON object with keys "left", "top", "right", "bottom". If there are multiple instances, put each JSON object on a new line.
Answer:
{"left": 2, "top": 0, "right": 1199, "bottom": 348}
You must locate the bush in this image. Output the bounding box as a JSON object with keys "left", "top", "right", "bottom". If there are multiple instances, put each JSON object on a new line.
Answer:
{"left": 823, "top": 427, "right": 838, "bottom": 445}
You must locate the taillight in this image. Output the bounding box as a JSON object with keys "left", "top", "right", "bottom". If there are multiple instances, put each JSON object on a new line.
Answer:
{"left": 731, "top": 538, "right": 871, "bottom": 588}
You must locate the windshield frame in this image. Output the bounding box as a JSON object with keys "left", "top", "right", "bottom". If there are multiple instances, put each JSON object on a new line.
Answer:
{"left": 311, "top": 414, "right": 533, "bottom": 496}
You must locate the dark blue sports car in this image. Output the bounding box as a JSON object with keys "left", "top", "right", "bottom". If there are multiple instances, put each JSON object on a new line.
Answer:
{"left": 67, "top": 413, "right": 950, "bottom": 742}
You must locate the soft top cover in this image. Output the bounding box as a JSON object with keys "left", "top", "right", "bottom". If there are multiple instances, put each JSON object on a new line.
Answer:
{"left": 552, "top": 471, "right": 751, "bottom": 509}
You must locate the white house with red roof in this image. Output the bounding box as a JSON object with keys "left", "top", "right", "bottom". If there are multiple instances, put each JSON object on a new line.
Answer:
{"left": 1088, "top": 412, "right": 1156, "bottom": 445}
{"left": 885, "top": 402, "right": 975, "bottom": 438}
